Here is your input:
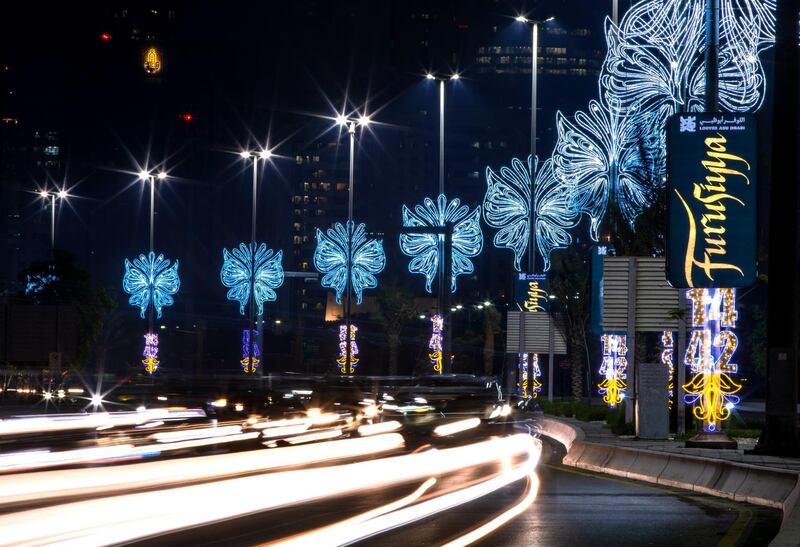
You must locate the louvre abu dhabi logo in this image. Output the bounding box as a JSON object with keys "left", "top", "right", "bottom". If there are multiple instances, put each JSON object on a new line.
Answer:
{"left": 679, "top": 116, "right": 697, "bottom": 133}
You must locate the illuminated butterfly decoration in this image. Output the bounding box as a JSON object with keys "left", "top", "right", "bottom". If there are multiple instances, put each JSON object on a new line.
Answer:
{"left": 399, "top": 194, "right": 483, "bottom": 293}
{"left": 552, "top": 100, "right": 666, "bottom": 240}
{"left": 600, "top": 0, "right": 772, "bottom": 118}
{"left": 123, "top": 252, "right": 180, "bottom": 319}
{"left": 313, "top": 221, "right": 386, "bottom": 305}
{"left": 541, "top": 0, "right": 775, "bottom": 242}
{"left": 220, "top": 242, "right": 284, "bottom": 316}
{"left": 483, "top": 155, "right": 579, "bottom": 272}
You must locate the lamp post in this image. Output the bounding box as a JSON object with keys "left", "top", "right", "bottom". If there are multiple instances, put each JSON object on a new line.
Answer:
{"left": 137, "top": 169, "right": 167, "bottom": 341}
{"left": 334, "top": 112, "right": 371, "bottom": 374}
{"left": 514, "top": 15, "right": 554, "bottom": 273}
{"left": 514, "top": 15, "right": 554, "bottom": 398}
{"left": 38, "top": 188, "right": 69, "bottom": 257}
{"left": 424, "top": 71, "right": 460, "bottom": 372}
{"left": 238, "top": 149, "right": 273, "bottom": 376}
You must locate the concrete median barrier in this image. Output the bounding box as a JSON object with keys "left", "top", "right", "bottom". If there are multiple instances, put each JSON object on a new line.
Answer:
{"left": 573, "top": 442, "right": 614, "bottom": 473}
{"left": 657, "top": 454, "right": 713, "bottom": 489}
{"left": 624, "top": 450, "right": 669, "bottom": 483}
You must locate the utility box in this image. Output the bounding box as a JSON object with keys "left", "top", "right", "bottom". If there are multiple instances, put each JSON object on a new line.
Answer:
{"left": 636, "top": 362, "right": 669, "bottom": 439}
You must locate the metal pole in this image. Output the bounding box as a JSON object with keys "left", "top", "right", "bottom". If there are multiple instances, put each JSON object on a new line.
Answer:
{"left": 50, "top": 195, "right": 56, "bottom": 255}
{"left": 346, "top": 122, "right": 355, "bottom": 374}
{"left": 677, "top": 297, "right": 687, "bottom": 435}
{"left": 526, "top": 22, "right": 540, "bottom": 394}
{"left": 149, "top": 176, "right": 155, "bottom": 255}
{"left": 612, "top": 0, "right": 618, "bottom": 24}
{"left": 439, "top": 81, "right": 445, "bottom": 196}
{"left": 249, "top": 157, "right": 257, "bottom": 374}
{"left": 148, "top": 175, "right": 155, "bottom": 346}
{"left": 529, "top": 22, "right": 538, "bottom": 274}
{"left": 438, "top": 80, "right": 447, "bottom": 373}
{"left": 704, "top": 0, "right": 719, "bottom": 113}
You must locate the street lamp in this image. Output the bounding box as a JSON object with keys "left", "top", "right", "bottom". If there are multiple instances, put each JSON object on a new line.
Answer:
{"left": 137, "top": 168, "right": 168, "bottom": 340}
{"left": 37, "top": 188, "right": 70, "bottom": 256}
{"left": 423, "top": 71, "right": 461, "bottom": 372}
{"left": 514, "top": 14, "right": 555, "bottom": 400}
{"left": 238, "top": 147, "right": 275, "bottom": 376}
{"left": 424, "top": 71, "right": 460, "bottom": 196}
{"left": 334, "top": 111, "right": 371, "bottom": 374}
{"left": 138, "top": 169, "right": 168, "bottom": 255}
{"left": 514, "top": 15, "right": 554, "bottom": 273}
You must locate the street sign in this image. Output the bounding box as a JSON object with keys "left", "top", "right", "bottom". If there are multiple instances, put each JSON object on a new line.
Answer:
{"left": 666, "top": 113, "right": 757, "bottom": 288}
{"left": 506, "top": 312, "right": 567, "bottom": 354}
{"left": 590, "top": 245, "right": 607, "bottom": 335}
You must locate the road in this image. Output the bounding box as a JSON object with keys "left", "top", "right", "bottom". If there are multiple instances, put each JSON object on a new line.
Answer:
{"left": 0, "top": 401, "right": 783, "bottom": 545}
{"left": 119, "top": 438, "right": 781, "bottom": 547}
{"left": 367, "top": 438, "right": 781, "bottom": 547}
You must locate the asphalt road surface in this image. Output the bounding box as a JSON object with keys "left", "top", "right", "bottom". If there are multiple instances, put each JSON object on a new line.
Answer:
{"left": 136, "top": 437, "right": 781, "bottom": 547}
{"left": 360, "top": 438, "right": 780, "bottom": 547}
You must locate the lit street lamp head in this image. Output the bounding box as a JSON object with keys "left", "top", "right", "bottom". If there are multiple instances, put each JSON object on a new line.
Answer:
{"left": 357, "top": 115, "right": 371, "bottom": 127}
{"left": 545, "top": 16, "right": 556, "bottom": 22}
{"left": 425, "top": 73, "right": 436, "bottom": 80}
{"left": 258, "top": 149, "right": 272, "bottom": 160}
{"left": 157, "top": 172, "right": 167, "bottom": 180}
{"left": 239, "top": 150, "right": 251, "bottom": 159}
{"left": 450, "top": 73, "right": 460, "bottom": 80}
{"left": 335, "top": 113, "right": 348, "bottom": 127}
{"left": 57, "top": 190, "right": 68, "bottom": 199}
{"left": 39, "top": 190, "right": 49, "bottom": 198}
{"left": 515, "top": 15, "right": 528, "bottom": 22}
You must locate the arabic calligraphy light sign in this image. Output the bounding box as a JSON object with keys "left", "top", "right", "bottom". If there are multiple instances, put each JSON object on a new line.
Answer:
{"left": 666, "top": 113, "right": 757, "bottom": 288}
{"left": 144, "top": 47, "right": 162, "bottom": 75}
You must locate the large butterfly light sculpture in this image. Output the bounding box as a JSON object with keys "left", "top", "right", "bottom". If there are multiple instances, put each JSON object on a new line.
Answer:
{"left": 483, "top": 156, "right": 579, "bottom": 272}
{"left": 123, "top": 252, "right": 180, "bottom": 319}
{"left": 313, "top": 221, "right": 386, "bottom": 305}
{"left": 399, "top": 194, "right": 483, "bottom": 293}
{"left": 220, "top": 242, "right": 284, "bottom": 316}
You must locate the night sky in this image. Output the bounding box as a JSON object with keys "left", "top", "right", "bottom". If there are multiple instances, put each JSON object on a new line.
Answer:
{"left": 7, "top": 0, "right": 731, "bottom": 378}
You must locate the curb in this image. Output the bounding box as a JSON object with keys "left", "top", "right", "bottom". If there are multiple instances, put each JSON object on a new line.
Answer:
{"left": 535, "top": 416, "right": 800, "bottom": 546}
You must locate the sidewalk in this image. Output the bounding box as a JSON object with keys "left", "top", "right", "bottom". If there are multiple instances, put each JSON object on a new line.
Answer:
{"left": 564, "top": 418, "right": 800, "bottom": 472}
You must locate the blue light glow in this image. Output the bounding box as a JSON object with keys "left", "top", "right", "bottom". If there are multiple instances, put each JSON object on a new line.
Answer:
{"left": 123, "top": 252, "right": 180, "bottom": 319}
{"left": 220, "top": 243, "right": 284, "bottom": 316}
{"left": 313, "top": 221, "right": 386, "bottom": 304}
{"left": 483, "top": 156, "right": 578, "bottom": 271}
{"left": 399, "top": 194, "right": 483, "bottom": 293}
{"left": 25, "top": 272, "right": 59, "bottom": 297}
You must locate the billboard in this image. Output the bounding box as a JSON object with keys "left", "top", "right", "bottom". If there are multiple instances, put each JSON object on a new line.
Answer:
{"left": 513, "top": 273, "right": 548, "bottom": 313}
{"left": 666, "top": 113, "right": 757, "bottom": 288}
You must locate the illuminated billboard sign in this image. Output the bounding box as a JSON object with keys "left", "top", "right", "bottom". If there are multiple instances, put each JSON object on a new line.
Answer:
{"left": 666, "top": 113, "right": 757, "bottom": 288}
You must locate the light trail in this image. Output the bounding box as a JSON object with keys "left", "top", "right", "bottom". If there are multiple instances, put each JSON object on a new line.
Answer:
{"left": 266, "top": 478, "right": 439, "bottom": 547}
{"left": 357, "top": 420, "right": 402, "bottom": 436}
{"left": 0, "top": 434, "right": 539, "bottom": 545}
{"left": 0, "top": 409, "right": 206, "bottom": 436}
{"left": 442, "top": 472, "right": 540, "bottom": 547}
{"left": 0, "top": 431, "right": 260, "bottom": 473}
{"left": 266, "top": 437, "right": 541, "bottom": 547}
{"left": 0, "top": 434, "right": 405, "bottom": 507}
{"left": 433, "top": 417, "right": 481, "bottom": 437}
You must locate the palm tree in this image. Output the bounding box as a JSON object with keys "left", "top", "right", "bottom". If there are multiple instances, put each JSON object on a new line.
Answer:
{"left": 482, "top": 306, "right": 501, "bottom": 376}
{"left": 375, "top": 279, "right": 418, "bottom": 376}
